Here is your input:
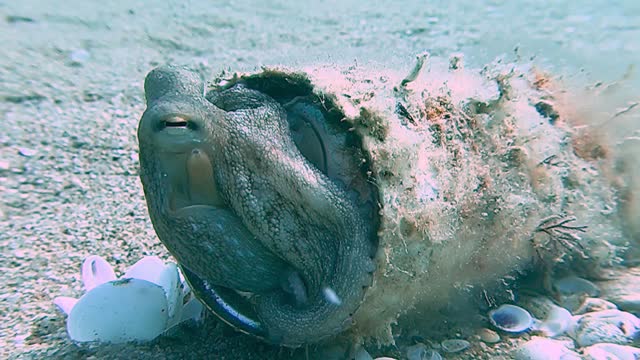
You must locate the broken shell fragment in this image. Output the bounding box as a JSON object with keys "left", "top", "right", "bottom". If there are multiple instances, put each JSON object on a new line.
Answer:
{"left": 81, "top": 255, "right": 117, "bottom": 291}
{"left": 489, "top": 304, "right": 533, "bottom": 333}
{"left": 67, "top": 278, "right": 169, "bottom": 343}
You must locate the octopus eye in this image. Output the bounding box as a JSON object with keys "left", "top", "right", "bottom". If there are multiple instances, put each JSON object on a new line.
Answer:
{"left": 163, "top": 116, "right": 188, "bottom": 128}
{"left": 160, "top": 116, "right": 199, "bottom": 131}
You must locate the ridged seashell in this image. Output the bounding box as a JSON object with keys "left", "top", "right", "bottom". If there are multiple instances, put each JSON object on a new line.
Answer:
{"left": 569, "top": 309, "right": 640, "bottom": 347}
{"left": 582, "top": 343, "right": 640, "bottom": 360}
{"left": 489, "top": 304, "right": 533, "bottom": 333}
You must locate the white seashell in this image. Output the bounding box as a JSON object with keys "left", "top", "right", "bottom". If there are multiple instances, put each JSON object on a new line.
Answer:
{"left": 56, "top": 255, "right": 205, "bottom": 344}
{"left": 122, "top": 256, "right": 187, "bottom": 327}
{"left": 67, "top": 278, "right": 169, "bottom": 343}
{"left": 122, "top": 256, "right": 166, "bottom": 283}
{"left": 514, "top": 337, "right": 581, "bottom": 360}
{"left": 489, "top": 304, "right": 533, "bottom": 333}
{"left": 81, "top": 255, "right": 116, "bottom": 291}
{"left": 533, "top": 305, "right": 574, "bottom": 337}
{"left": 69, "top": 49, "right": 90, "bottom": 65}
{"left": 440, "top": 339, "right": 469, "bottom": 353}
{"left": 582, "top": 343, "right": 640, "bottom": 360}
{"left": 156, "top": 263, "right": 182, "bottom": 328}
{"left": 53, "top": 296, "right": 78, "bottom": 316}
{"left": 569, "top": 309, "right": 640, "bottom": 347}
{"left": 179, "top": 297, "right": 204, "bottom": 323}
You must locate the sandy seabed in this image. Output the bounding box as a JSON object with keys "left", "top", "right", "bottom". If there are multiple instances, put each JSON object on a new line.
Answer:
{"left": 1, "top": 1, "right": 639, "bottom": 359}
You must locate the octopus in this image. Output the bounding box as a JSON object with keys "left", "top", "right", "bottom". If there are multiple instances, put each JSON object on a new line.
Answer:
{"left": 137, "top": 65, "right": 380, "bottom": 347}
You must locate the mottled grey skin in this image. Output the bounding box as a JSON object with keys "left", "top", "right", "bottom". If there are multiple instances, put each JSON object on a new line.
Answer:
{"left": 137, "top": 65, "right": 375, "bottom": 346}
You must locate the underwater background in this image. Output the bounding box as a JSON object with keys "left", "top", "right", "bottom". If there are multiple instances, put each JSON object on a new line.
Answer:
{"left": 1, "top": 0, "right": 639, "bottom": 359}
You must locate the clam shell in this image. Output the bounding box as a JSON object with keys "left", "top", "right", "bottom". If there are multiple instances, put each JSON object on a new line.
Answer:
{"left": 489, "top": 304, "right": 533, "bottom": 333}
{"left": 440, "top": 339, "right": 469, "bottom": 353}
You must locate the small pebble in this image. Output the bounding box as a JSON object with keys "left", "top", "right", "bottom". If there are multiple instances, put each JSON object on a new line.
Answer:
{"left": 13, "top": 334, "right": 28, "bottom": 347}
{"left": 18, "top": 147, "right": 37, "bottom": 157}
{"left": 478, "top": 328, "right": 500, "bottom": 343}
{"left": 0, "top": 160, "right": 10, "bottom": 171}
{"left": 441, "top": 339, "right": 470, "bottom": 353}
{"left": 69, "top": 49, "right": 91, "bottom": 66}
